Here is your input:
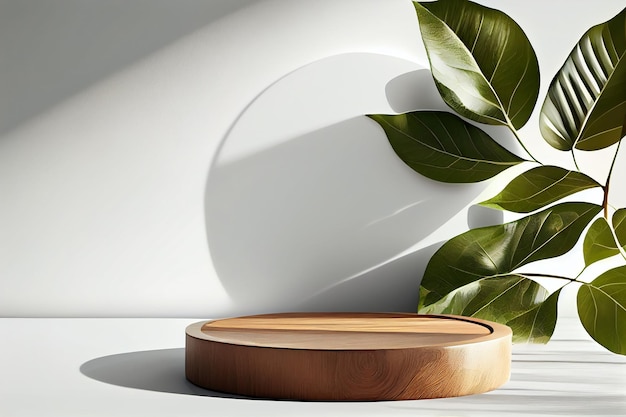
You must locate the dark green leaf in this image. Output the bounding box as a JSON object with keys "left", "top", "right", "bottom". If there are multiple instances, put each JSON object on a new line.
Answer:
{"left": 540, "top": 8, "right": 626, "bottom": 151}
{"left": 419, "top": 275, "right": 548, "bottom": 323}
{"left": 507, "top": 289, "right": 561, "bottom": 344}
{"left": 577, "top": 266, "right": 626, "bottom": 354}
{"left": 418, "top": 286, "right": 431, "bottom": 312}
{"left": 612, "top": 208, "right": 626, "bottom": 249}
{"left": 419, "top": 275, "right": 561, "bottom": 344}
{"left": 414, "top": 0, "right": 540, "bottom": 129}
{"left": 421, "top": 202, "right": 601, "bottom": 306}
{"left": 583, "top": 217, "right": 620, "bottom": 266}
{"left": 369, "top": 111, "right": 524, "bottom": 183}
{"left": 481, "top": 166, "right": 601, "bottom": 213}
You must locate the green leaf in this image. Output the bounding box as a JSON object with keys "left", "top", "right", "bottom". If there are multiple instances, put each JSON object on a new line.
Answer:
{"left": 421, "top": 202, "right": 601, "bottom": 306}
{"left": 612, "top": 208, "right": 626, "bottom": 249}
{"left": 540, "top": 7, "right": 626, "bottom": 151}
{"left": 506, "top": 289, "right": 561, "bottom": 344}
{"left": 577, "top": 266, "right": 626, "bottom": 355}
{"left": 419, "top": 276, "right": 561, "bottom": 344}
{"left": 418, "top": 286, "right": 431, "bottom": 312}
{"left": 419, "top": 275, "right": 548, "bottom": 323}
{"left": 414, "top": 0, "right": 540, "bottom": 129}
{"left": 481, "top": 166, "right": 601, "bottom": 213}
{"left": 583, "top": 217, "right": 620, "bottom": 266}
{"left": 368, "top": 111, "right": 525, "bottom": 183}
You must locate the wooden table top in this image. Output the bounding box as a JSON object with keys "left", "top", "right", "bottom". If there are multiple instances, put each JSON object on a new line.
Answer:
{"left": 193, "top": 312, "right": 495, "bottom": 350}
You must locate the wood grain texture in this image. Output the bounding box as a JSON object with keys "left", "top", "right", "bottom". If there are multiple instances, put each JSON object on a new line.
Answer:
{"left": 185, "top": 313, "right": 511, "bottom": 401}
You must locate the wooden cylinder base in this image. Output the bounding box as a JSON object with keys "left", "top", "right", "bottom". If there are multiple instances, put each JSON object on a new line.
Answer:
{"left": 185, "top": 312, "right": 511, "bottom": 401}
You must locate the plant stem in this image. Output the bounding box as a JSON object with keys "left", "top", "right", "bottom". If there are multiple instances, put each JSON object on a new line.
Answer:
{"left": 571, "top": 148, "right": 580, "bottom": 171}
{"left": 602, "top": 185, "right": 609, "bottom": 219}
{"left": 506, "top": 120, "right": 540, "bottom": 163}
{"left": 557, "top": 280, "right": 575, "bottom": 291}
{"left": 603, "top": 140, "right": 622, "bottom": 218}
{"left": 521, "top": 272, "right": 577, "bottom": 282}
{"left": 575, "top": 266, "right": 586, "bottom": 280}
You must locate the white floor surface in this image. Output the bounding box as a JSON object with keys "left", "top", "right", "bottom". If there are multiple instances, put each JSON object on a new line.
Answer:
{"left": 1, "top": 317, "right": 624, "bottom": 417}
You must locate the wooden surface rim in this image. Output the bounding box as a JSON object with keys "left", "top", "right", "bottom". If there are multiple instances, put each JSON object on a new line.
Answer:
{"left": 186, "top": 313, "right": 510, "bottom": 351}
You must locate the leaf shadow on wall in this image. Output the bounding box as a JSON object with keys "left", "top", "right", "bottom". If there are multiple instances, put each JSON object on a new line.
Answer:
{"left": 204, "top": 60, "right": 503, "bottom": 315}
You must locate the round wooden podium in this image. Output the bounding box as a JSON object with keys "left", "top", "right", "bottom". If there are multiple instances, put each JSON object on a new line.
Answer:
{"left": 185, "top": 312, "right": 511, "bottom": 401}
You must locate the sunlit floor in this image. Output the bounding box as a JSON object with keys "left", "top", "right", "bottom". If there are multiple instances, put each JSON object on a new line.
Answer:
{"left": 1, "top": 317, "right": 624, "bottom": 417}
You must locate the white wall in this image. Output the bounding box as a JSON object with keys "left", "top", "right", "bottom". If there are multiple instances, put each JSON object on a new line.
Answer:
{"left": 1, "top": 0, "right": 624, "bottom": 317}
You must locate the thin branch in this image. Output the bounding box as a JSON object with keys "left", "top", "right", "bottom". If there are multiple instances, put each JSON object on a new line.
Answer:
{"left": 507, "top": 120, "right": 540, "bottom": 164}
{"left": 603, "top": 140, "right": 622, "bottom": 218}
{"left": 571, "top": 148, "right": 580, "bottom": 171}
{"left": 602, "top": 184, "right": 609, "bottom": 219}
{"left": 521, "top": 272, "right": 577, "bottom": 282}
{"left": 557, "top": 280, "right": 575, "bottom": 291}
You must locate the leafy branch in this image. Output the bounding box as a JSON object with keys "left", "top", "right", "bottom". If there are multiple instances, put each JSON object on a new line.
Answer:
{"left": 370, "top": 0, "right": 626, "bottom": 354}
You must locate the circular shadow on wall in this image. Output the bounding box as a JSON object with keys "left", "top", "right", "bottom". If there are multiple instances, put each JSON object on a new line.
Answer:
{"left": 204, "top": 53, "right": 504, "bottom": 314}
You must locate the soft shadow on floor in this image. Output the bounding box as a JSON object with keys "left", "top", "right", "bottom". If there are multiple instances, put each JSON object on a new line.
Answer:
{"left": 80, "top": 348, "right": 246, "bottom": 398}
{"left": 80, "top": 346, "right": 626, "bottom": 413}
